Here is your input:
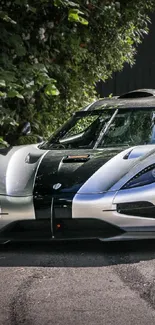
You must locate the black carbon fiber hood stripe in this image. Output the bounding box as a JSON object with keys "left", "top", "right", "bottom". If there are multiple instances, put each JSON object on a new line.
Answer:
{"left": 33, "top": 148, "right": 124, "bottom": 219}
{"left": 33, "top": 148, "right": 123, "bottom": 197}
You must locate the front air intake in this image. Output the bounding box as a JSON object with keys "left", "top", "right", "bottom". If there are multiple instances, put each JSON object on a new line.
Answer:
{"left": 117, "top": 201, "right": 155, "bottom": 218}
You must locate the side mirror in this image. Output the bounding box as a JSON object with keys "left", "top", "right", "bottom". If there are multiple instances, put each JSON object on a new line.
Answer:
{"left": 20, "top": 122, "right": 31, "bottom": 135}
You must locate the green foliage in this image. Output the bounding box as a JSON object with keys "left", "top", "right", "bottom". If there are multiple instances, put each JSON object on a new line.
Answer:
{"left": 15, "top": 135, "right": 42, "bottom": 145}
{"left": 0, "top": 0, "right": 154, "bottom": 144}
{"left": 68, "top": 9, "right": 89, "bottom": 24}
{"left": 0, "top": 137, "right": 8, "bottom": 147}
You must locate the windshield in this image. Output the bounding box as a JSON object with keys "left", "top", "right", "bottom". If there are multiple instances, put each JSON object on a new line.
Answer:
{"left": 41, "top": 108, "right": 155, "bottom": 149}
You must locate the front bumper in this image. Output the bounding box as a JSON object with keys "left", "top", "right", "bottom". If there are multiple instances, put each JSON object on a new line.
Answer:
{"left": 0, "top": 195, "right": 35, "bottom": 230}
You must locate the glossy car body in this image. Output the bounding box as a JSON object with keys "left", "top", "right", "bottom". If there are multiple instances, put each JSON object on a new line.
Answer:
{"left": 1, "top": 88, "right": 155, "bottom": 242}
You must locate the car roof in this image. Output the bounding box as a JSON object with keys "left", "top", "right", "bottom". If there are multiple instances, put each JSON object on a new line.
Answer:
{"left": 82, "top": 89, "right": 155, "bottom": 111}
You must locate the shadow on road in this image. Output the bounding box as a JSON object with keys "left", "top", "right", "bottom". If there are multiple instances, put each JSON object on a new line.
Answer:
{"left": 0, "top": 239, "right": 155, "bottom": 267}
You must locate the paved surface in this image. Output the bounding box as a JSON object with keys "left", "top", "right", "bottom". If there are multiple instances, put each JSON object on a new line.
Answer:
{"left": 0, "top": 240, "right": 155, "bottom": 324}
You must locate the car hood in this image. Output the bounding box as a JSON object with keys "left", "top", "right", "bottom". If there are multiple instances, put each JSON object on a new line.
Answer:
{"left": 33, "top": 145, "right": 155, "bottom": 196}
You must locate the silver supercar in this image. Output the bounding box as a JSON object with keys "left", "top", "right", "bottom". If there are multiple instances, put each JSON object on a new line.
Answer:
{"left": 1, "top": 88, "right": 155, "bottom": 242}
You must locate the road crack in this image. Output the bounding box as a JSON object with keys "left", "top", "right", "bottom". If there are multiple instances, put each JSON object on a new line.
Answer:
{"left": 10, "top": 271, "right": 43, "bottom": 325}
{"left": 114, "top": 263, "right": 155, "bottom": 311}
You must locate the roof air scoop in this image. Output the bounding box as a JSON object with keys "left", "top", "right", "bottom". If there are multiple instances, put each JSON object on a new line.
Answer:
{"left": 118, "top": 89, "right": 155, "bottom": 99}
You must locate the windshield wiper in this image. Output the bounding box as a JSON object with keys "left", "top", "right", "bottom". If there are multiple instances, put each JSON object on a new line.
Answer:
{"left": 93, "top": 109, "right": 118, "bottom": 148}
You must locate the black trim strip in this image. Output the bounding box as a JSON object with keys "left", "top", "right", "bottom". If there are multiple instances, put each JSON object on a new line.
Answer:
{"left": 51, "top": 198, "right": 54, "bottom": 238}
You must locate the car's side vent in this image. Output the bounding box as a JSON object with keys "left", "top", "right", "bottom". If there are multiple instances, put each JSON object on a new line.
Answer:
{"left": 118, "top": 89, "right": 155, "bottom": 99}
{"left": 117, "top": 201, "right": 155, "bottom": 218}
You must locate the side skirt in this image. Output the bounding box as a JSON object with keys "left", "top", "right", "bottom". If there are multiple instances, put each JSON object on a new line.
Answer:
{"left": 0, "top": 219, "right": 124, "bottom": 242}
{"left": 0, "top": 220, "right": 155, "bottom": 242}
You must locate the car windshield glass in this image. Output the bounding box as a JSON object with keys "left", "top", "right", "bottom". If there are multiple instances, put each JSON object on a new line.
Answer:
{"left": 41, "top": 109, "right": 116, "bottom": 149}
{"left": 41, "top": 108, "right": 155, "bottom": 149}
{"left": 101, "top": 109, "right": 155, "bottom": 147}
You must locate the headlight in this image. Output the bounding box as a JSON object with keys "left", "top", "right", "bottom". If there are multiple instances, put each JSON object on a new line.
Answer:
{"left": 122, "top": 164, "right": 155, "bottom": 189}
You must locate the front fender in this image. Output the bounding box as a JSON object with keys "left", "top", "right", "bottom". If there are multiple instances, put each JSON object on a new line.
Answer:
{"left": 0, "top": 144, "right": 47, "bottom": 196}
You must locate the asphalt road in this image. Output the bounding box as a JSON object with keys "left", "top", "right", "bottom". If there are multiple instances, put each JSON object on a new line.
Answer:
{"left": 1, "top": 240, "right": 155, "bottom": 325}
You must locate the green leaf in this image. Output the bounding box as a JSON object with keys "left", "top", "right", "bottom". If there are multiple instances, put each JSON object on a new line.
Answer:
{"left": 7, "top": 90, "right": 18, "bottom": 98}
{"left": 0, "top": 91, "right": 6, "bottom": 97}
{"left": 44, "top": 84, "right": 60, "bottom": 96}
{"left": 7, "top": 90, "right": 24, "bottom": 99}
{"left": 54, "top": 0, "right": 79, "bottom": 7}
{"left": 54, "top": 0, "right": 62, "bottom": 7}
{"left": 66, "top": 1, "right": 79, "bottom": 7}
{"left": 0, "top": 80, "right": 6, "bottom": 87}
{"left": 0, "top": 137, "right": 8, "bottom": 147}
{"left": 78, "top": 16, "right": 89, "bottom": 25}
{"left": 69, "top": 9, "right": 84, "bottom": 16}
{"left": 68, "top": 11, "right": 79, "bottom": 22}
{"left": 16, "top": 93, "right": 24, "bottom": 99}
{"left": 0, "top": 11, "right": 17, "bottom": 24}
{"left": 0, "top": 70, "right": 16, "bottom": 83}
{"left": 29, "top": 6, "right": 37, "bottom": 13}
{"left": 8, "top": 34, "right": 26, "bottom": 56}
{"left": 68, "top": 9, "right": 88, "bottom": 25}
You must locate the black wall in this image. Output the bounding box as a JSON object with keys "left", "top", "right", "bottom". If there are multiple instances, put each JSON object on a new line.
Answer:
{"left": 97, "top": 14, "right": 155, "bottom": 97}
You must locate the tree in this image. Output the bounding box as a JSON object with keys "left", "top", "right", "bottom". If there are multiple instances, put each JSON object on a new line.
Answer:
{"left": 0, "top": 0, "right": 154, "bottom": 144}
